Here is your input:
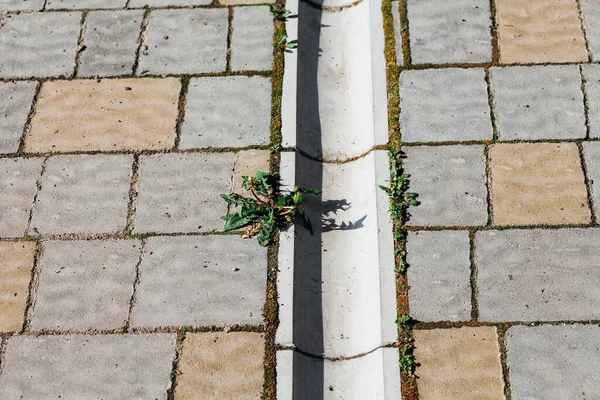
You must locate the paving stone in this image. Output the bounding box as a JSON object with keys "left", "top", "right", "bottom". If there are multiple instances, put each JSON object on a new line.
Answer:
{"left": 0, "top": 241, "right": 34, "bottom": 332}
{"left": 138, "top": 9, "right": 228, "bottom": 75}
{"left": 581, "top": 0, "right": 600, "bottom": 61}
{"left": 496, "top": 0, "right": 587, "bottom": 64}
{"left": 26, "top": 78, "right": 180, "bottom": 153}
{"left": 391, "top": 1, "right": 403, "bottom": 66}
{"left": 506, "top": 324, "right": 600, "bottom": 399}
{"left": 30, "top": 154, "right": 132, "bottom": 235}
{"left": 490, "top": 143, "right": 591, "bottom": 226}
{"left": 413, "top": 327, "right": 504, "bottom": 400}
{"left": 29, "top": 239, "right": 140, "bottom": 331}
{"left": 79, "top": 10, "right": 144, "bottom": 77}
{"left": 491, "top": 65, "right": 586, "bottom": 140}
{"left": 583, "top": 141, "right": 600, "bottom": 218}
{"left": 0, "top": 81, "right": 37, "bottom": 154}
{"left": 231, "top": 6, "right": 274, "bottom": 71}
{"left": 400, "top": 68, "right": 492, "bottom": 143}
{"left": 583, "top": 64, "right": 600, "bottom": 139}
{"left": 175, "top": 332, "right": 264, "bottom": 399}
{"left": 0, "top": 0, "right": 44, "bottom": 11}
{"left": 134, "top": 152, "right": 234, "bottom": 233}
{"left": 403, "top": 145, "right": 488, "bottom": 227}
{"left": 407, "top": 230, "right": 471, "bottom": 322}
{"left": 131, "top": 235, "right": 267, "bottom": 328}
{"left": 0, "top": 334, "right": 175, "bottom": 398}
{"left": 406, "top": 0, "right": 492, "bottom": 64}
{"left": 180, "top": 77, "right": 271, "bottom": 149}
{"left": 0, "top": 12, "right": 80, "bottom": 78}
{"left": 476, "top": 228, "right": 600, "bottom": 322}
{"left": 129, "top": 0, "right": 210, "bottom": 6}
{"left": 232, "top": 150, "right": 271, "bottom": 196}
{"left": 0, "top": 157, "right": 44, "bottom": 238}
{"left": 221, "top": 0, "right": 274, "bottom": 4}
{"left": 47, "top": 0, "right": 125, "bottom": 8}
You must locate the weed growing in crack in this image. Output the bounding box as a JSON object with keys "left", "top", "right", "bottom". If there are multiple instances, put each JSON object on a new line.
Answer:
{"left": 379, "top": 150, "right": 419, "bottom": 223}
{"left": 220, "top": 171, "right": 321, "bottom": 247}
{"left": 399, "top": 345, "right": 416, "bottom": 375}
{"left": 269, "top": 5, "right": 292, "bottom": 21}
{"left": 396, "top": 314, "right": 416, "bottom": 375}
{"left": 278, "top": 34, "right": 297, "bottom": 51}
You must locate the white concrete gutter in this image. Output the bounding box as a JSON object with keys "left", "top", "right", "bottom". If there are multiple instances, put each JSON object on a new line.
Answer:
{"left": 276, "top": 0, "right": 401, "bottom": 398}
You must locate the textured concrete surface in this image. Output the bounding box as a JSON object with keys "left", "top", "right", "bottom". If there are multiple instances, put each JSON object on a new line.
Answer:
{"left": 400, "top": 68, "right": 492, "bottom": 142}
{"left": 583, "top": 64, "right": 600, "bottom": 139}
{"left": 0, "top": 241, "right": 34, "bottom": 332}
{"left": 506, "top": 324, "right": 600, "bottom": 399}
{"left": 490, "top": 143, "right": 591, "bottom": 226}
{"left": 180, "top": 77, "right": 271, "bottom": 149}
{"left": 404, "top": 145, "right": 488, "bottom": 227}
{"left": 134, "top": 152, "right": 234, "bottom": 233}
{"left": 581, "top": 0, "right": 600, "bottom": 62}
{"left": 476, "top": 229, "right": 600, "bottom": 322}
{"left": 0, "top": 334, "right": 176, "bottom": 398}
{"left": 0, "top": 81, "right": 37, "bottom": 154}
{"left": 583, "top": 141, "right": 600, "bottom": 218}
{"left": 26, "top": 78, "right": 180, "bottom": 153}
{"left": 232, "top": 150, "right": 271, "bottom": 196}
{"left": 407, "top": 230, "right": 471, "bottom": 322}
{"left": 406, "top": 0, "right": 492, "bottom": 64}
{"left": 490, "top": 65, "right": 586, "bottom": 141}
{"left": 413, "top": 327, "right": 504, "bottom": 400}
{"left": 231, "top": 7, "right": 274, "bottom": 71}
{"left": 47, "top": 0, "right": 125, "bottom": 8}
{"left": 0, "top": 0, "right": 44, "bottom": 10}
{"left": 30, "top": 154, "right": 132, "bottom": 235}
{"left": 29, "top": 240, "right": 140, "bottom": 331}
{"left": 130, "top": 0, "right": 210, "bottom": 6}
{"left": 496, "top": 0, "right": 588, "bottom": 64}
{"left": 175, "top": 332, "right": 264, "bottom": 400}
{"left": 131, "top": 235, "right": 267, "bottom": 328}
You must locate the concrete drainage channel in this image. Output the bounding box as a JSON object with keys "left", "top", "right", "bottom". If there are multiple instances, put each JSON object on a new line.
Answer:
{"left": 275, "top": 0, "right": 401, "bottom": 398}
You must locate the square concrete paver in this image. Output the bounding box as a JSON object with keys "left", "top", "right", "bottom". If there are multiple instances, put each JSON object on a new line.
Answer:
{"left": 490, "top": 65, "right": 586, "bottom": 141}
{"left": 175, "top": 332, "right": 264, "bottom": 400}
{"left": 231, "top": 6, "right": 274, "bottom": 71}
{"left": 583, "top": 141, "right": 600, "bottom": 218}
{"left": 407, "top": 230, "right": 471, "bottom": 322}
{"left": 404, "top": 145, "right": 488, "bottom": 227}
{"left": 29, "top": 240, "right": 140, "bottom": 331}
{"left": 138, "top": 9, "right": 228, "bottom": 75}
{"left": 496, "top": 0, "right": 588, "bottom": 64}
{"left": 476, "top": 228, "right": 600, "bottom": 322}
{"left": 131, "top": 235, "right": 267, "bottom": 328}
{"left": 0, "top": 334, "right": 176, "bottom": 398}
{"left": 400, "top": 68, "right": 492, "bottom": 143}
{"left": 0, "top": 0, "right": 44, "bottom": 10}
{"left": 134, "top": 152, "right": 234, "bottom": 233}
{"left": 79, "top": 10, "right": 144, "bottom": 77}
{"left": 46, "top": 0, "right": 125, "bottom": 8}
{"left": 26, "top": 78, "right": 180, "bottom": 153}
{"left": 0, "top": 12, "right": 81, "bottom": 78}
{"left": 490, "top": 143, "right": 591, "bottom": 226}
{"left": 0, "top": 157, "right": 44, "bottom": 238}
{"left": 406, "top": 0, "right": 492, "bottom": 64}
{"left": 233, "top": 150, "right": 271, "bottom": 196}
{"left": 506, "top": 325, "right": 600, "bottom": 399}
{"left": 414, "top": 327, "right": 504, "bottom": 400}
{"left": 0, "top": 81, "right": 37, "bottom": 154}
{"left": 581, "top": 0, "right": 600, "bottom": 61}
{"left": 180, "top": 76, "right": 271, "bottom": 149}
{"left": 583, "top": 64, "right": 600, "bottom": 139}
{"left": 0, "top": 241, "right": 35, "bottom": 332}
{"left": 30, "top": 154, "right": 133, "bottom": 235}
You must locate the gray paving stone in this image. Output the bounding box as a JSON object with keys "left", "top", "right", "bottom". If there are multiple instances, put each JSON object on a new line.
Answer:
{"left": 79, "top": 10, "right": 144, "bottom": 77}
{"left": 407, "top": 230, "right": 471, "bottom": 322}
{"left": 0, "top": 157, "right": 44, "bottom": 238}
{"left": 231, "top": 6, "right": 274, "bottom": 71}
{"left": 490, "top": 65, "right": 586, "bottom": 141}
{"left": 30, "top": 154, "right": 132, "bottom": 235}
{"left": 476, "top": 228, "right": 600, "bottom": 322}
{"left": 400, "top": 68, "right": 492, "bottom": 143}
{"left": 0, "top": 0, "right": 44, "bottom": 11}
{"left": 0, "top": 334, "right": 176, "bottom": 398}
{"left": 403, "top": 145, "right": 488, "bottom": 226}
{"left": 180, "top": 76, "right": 271, "bottom": 149}
{"left": 29, "top": 239, "right": 140, "bottom": 331}
{"left": 583, "top": 141, "right": 600, "bottom": 218}
{"left": 0, "top": 81, "right": 37, "bottom": 154}
{"left": 580, "top": 0, "right": 600, "bottom": 61}
{"left": 138, "top": 8, "right": 228, "bottom": 75}
{"left": 583, "top": 64, "right": 600, "bottom": 139}
{"left": 129, "top": 0, "right": 210, "bottom": 7}
{"left": 131, "top": 235, "right": 267, "bottom": 328}
{"left": 391, "top": 1, "right": 403, "bottom": 66}
{"left": 506, "top": 324, "right": 600, "bottom": 399}
{"left": 0, "top": 12, "right": 81, "bottom": 78}
{"left": 46, "top": 0, "right": 125, "bottom": 8}
{"left": 134, "top": 152, "right": 234, "bottom": 234}
{"left": 406, "top": 0, "right": 492, "bottom": 64}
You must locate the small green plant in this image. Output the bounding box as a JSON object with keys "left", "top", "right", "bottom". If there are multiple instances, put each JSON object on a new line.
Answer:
{"left": 378, "top": 150, "right": 419, "bottom": 223}
{"left": 278, "top": 34, "right": 297, "bottom": 50}
{"left": 269, "top": 5, "right": 292, "bottom": 21}
{"left": 395, "top": 314, "right": 413, "bottom": 330}
{"left": 399, "top": 345, "right": 416, "bottom": 375}
{"left": 220, "top": 171, "right": 321, "bottom": 247}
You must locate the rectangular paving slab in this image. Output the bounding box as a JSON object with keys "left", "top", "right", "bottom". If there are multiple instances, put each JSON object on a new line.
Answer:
{"left": 0, "top": 333, "right": 176, "bottom": 398}
{"left": 0, "top": 241, "right": 35, "bottom": 332}
{"left": 0, "top": 0, "right": 44, "bottom": 10}
{"left": 583, "top": 64, "right": 600, "bottom": 139}
{"left": 580, "top": 0, "right": 600, "bottom": 61}
{"left": 230, "top": 6, "right": 274, "bottom": 71}
{"left": 583, "top": 141, "right": 600, "bottom": 219}
{"left": 476, "top": 228, "right": 600, "bottom": 322}
{"left": 129, "top": 0, "right": 211, "bottom": 6}
{"left": 0, "top": 81, "right": 36, "bottom": 154}
{"left": 46, "top": 0, "right": 126, "bottom": 8}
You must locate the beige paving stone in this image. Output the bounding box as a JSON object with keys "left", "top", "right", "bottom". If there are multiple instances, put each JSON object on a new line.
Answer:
{"left": 0, "top": 241, "right": 35, "bottom": 332}
{"left": 232, "top": 150, "right": 270, "bottom": 197}
{"left": 414, "top": 327, "right": 504, "bottom": 400}
{"left": 496, "top": 0, "right": 588, "bottom": 64}
{"left": 490, "top": 143, "right": 591, "bottom": 226}
{"left": 25, "top": 78, "right": 180, "bottom": 153}
{"left": 175, "top": 332, "right": 264, "bottom": 400}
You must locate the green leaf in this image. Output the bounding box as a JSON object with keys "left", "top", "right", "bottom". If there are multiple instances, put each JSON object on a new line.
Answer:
{"left": 378, "top": 185, "right": 392, "bottom": 195}
{"left": 223, "top": 212, "right": 254, "bottom": 231}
